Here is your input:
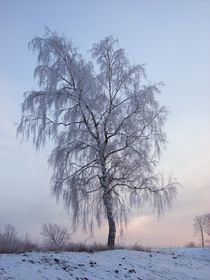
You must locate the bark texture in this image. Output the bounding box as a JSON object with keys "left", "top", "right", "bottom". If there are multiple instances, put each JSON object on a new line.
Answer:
{"left": 103, "top": 192, "right": 116, "bottom": 248}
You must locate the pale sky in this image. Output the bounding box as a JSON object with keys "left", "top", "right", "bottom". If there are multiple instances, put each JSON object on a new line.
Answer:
{"left": 0, "top": 0, "right": 209, "bottom": 247}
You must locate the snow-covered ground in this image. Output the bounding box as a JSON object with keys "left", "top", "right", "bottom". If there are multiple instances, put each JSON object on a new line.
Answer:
{"left": 0, "top": 248, "right": 209, "bottom": 280}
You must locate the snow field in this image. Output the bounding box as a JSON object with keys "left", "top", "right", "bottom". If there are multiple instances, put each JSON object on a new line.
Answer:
{"left": 0, "top": 248, "right": 209, "bottom": 280}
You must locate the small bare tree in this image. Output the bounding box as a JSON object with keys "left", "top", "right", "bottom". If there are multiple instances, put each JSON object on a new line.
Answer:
{"left": 41, "top": 223, "right": 70, "bottom": 249}
{"left": 18, "top": 29, "right": 178, "bottom": 248}
{"left": 193, "top": 215, "right": 206, "bottom": 247}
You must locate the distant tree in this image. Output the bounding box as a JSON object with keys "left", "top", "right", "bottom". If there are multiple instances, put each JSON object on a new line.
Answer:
{"left": 0, "top": 224, "right": 18, "bottom": 244}
{"left": 193, "top": 215, "right": 206, "bottom": 247}
{"left": 0, "top": 224, "right": 37, "bottom": 253}
{"left": 204, "top": 213, "right": 210, "bottom": 236}
{"left": 0, "top": 224, "right": 19, "bottom": 252}
{"left": 18, "top": 29, "right": 178, "bottom": 248}
{"left": 41, "top": 223, "right": 70, "bottom": 249}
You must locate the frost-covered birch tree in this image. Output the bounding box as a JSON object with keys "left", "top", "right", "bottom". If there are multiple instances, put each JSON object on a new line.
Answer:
{"left": 18, "top": 29, "right": 178, "bottom": 248}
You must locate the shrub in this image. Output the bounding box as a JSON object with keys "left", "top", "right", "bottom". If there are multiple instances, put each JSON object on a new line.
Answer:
{"left": 41, "top": 223, "right": 71, "bottom": 250}
{"left": 185, "top": 241, "right": 196, "bottom": 248}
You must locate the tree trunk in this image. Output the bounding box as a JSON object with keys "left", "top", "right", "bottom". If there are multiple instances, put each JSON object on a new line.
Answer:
{"left": 103, "top": 191, "right": 116, "bottom": 248}
{"left": 201, "top": 229, "right": 205, "bottom": 248}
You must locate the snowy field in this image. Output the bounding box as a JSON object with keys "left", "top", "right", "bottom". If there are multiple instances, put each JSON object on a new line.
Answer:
{"left": 0, "top": 248, "right": 209, "bottom": 280}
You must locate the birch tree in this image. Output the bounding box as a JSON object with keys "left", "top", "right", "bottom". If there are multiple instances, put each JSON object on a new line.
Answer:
{"left": 18, "top": 29, "right": 178, "bottom": 248}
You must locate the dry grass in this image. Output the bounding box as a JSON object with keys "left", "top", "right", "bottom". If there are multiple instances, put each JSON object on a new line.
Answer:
{"left": 126, "top": 243, "right": 152, "bottom": 252}
{"left": 0, "top": 239, "right": 38, "bottom": 254}
{"left": 0, "top": 240, "right": 153, "bottom": 254}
